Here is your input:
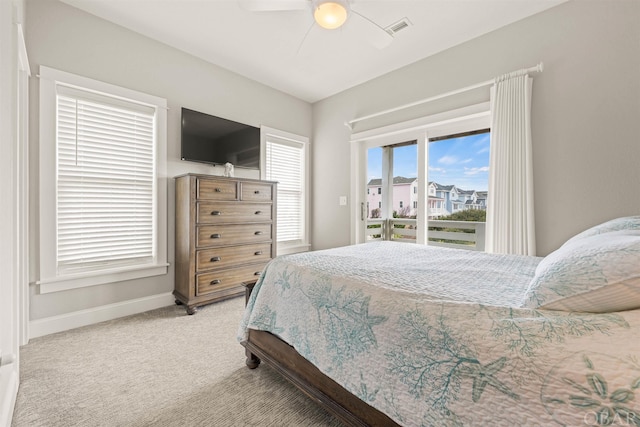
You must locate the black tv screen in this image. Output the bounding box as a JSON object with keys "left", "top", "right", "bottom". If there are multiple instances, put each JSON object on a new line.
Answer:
{"left": 181, "top": 108, "right": 260, "bottom": 169}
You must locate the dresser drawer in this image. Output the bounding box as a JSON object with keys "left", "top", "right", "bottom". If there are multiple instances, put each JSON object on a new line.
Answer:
{"left": 197, "top": 202, "right": 272, "bottom": 224}
{"left": 197, "top": 178, "right": 237, "bottom": 200}
{"left": 241, "top": 182, "right": 273, "bottom": 202}
{"left": 196, "top": 243, "right": 272, "bottom": 271}
{"left": 196, "top": 263, "right": 266, "bottom": 296}
{"left": 197, "top": 223, "right": 272, "bottom": 248}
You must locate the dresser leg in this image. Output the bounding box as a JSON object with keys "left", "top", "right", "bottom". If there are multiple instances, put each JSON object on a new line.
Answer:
{"left": 186, "top": 305, "right": 198, "bottom": 315}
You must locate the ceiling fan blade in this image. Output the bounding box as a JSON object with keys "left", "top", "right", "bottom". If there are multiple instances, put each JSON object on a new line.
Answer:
{"left": 238, "top": 0, "right": 309, "bottom": 12}
{"left": 347, "top": 10, "right": 393, "bottom": 49}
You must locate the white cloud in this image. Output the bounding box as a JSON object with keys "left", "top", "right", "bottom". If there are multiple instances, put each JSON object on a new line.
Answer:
{"left": 438, "top": 155, "right": 458, "bottom": 165}
{"left": 429, "top": 166, "right": 447, "bottom": 173}
{"left": 464, "top": 166, "right": 489, "bottom": 176}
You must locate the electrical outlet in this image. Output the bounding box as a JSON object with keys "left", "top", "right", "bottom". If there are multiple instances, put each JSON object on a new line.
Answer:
{"left": 339, "top": 196, "right": 347, "bottom": 206}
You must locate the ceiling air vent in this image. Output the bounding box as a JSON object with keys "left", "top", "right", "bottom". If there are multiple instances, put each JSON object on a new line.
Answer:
{"left": 385, "top": 18, "right": 412, "bottom": 36}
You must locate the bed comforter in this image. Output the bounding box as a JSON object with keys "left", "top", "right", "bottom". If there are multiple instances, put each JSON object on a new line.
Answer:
{"left": 239, "top": 241, "right": 640, "bottom": 426}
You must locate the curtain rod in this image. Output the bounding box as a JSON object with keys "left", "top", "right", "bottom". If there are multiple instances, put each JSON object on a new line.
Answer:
{"left": 346, "top": 62, "right": 543, "bottom": 129}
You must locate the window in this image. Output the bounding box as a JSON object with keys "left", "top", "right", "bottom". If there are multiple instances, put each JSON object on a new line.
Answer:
{"left": 352, "top": 101, "right": 491, "bottom": 247}
{"left": 378, "top": 187, "right": 381, "bottom": 194}
{"left": 261, "top": 126, "right": 310, "bottom": 255}
{"left": 38, "top": 66, "right": 168, "bottom": 293}
{"left": 428, "top": 129, "right": 490, "bottom": 214}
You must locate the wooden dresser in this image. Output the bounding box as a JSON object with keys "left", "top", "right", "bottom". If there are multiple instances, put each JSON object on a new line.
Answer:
{"left": 174, "top": 174, "right": 277, "bottom": 314}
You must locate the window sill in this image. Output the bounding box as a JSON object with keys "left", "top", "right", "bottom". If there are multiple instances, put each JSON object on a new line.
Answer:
{"left": 277, "top": 243, "right": 311, "bottom": 256}
{"left": 36, "top": 263, "right": 170, "bottom": 294}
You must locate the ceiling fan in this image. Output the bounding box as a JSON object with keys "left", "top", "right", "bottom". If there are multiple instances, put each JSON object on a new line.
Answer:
{"left": 239, "top": 0, "right": 395, "bottom": 50}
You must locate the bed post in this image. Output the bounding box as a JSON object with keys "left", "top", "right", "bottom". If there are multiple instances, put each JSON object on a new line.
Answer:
{"left": 242, "top": 281, "right": 261, "bottom": 369}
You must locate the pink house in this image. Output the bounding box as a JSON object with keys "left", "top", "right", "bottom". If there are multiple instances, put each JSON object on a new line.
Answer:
{"left": 367, "top": 177, "right": 417, "bottom": 218}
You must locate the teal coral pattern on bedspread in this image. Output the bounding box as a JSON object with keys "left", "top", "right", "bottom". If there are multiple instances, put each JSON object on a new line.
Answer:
{"left": 238, "top": 242, "right": 640, "bottom": 426}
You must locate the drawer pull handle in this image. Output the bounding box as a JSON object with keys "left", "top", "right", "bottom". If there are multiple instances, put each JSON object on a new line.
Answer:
{"left": 254, "top": 271, "right": 261, "bottom": 276}
{"left": 210, "top": 233, "right": 222, "bottom": 239}
{"left": 254, "top": 210, "right": 262, "bottom": 215}
{"left": 254, "top": 231, "right": 263, "bottom": 235}
{"left": 254, "top": 190, "right": 260, "bottom": 194}
{"left": 215, "top": 188, "right": 222, "bottom": 192}
{"left": 254, "top": 251, "right": 263, "bottom": 256}
{"left": 211, "top": 211, "right": 222, "bottom": 216}
{"left": 210, "top": 279, "right": 221, "bottom": 285}
{"left": 210, "top": 256, "right": 221, "bottom": 262}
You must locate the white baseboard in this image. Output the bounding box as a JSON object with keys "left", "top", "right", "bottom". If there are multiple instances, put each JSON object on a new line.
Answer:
{"left": 29, "top": 292, "right": 175, "bottom": 339}
{"left": 0, "top": 364, "right": 18, "bottom": 427}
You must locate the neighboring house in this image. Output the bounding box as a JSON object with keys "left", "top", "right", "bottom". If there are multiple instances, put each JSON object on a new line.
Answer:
{"left": 367, "top": 176, "right": 418, "bottom": 218}
{"left": 458, "top": 189, "right": 482, "bottom": 211}
{"left": 432, "top": 184, "right": 485, "bottom": 216}
{"left": 427, "top": 182, "right": 448, "bottom": 218}
{"left": 476, "top": 191, "right": 488, "bottom": 209}
{"left": 432, "top": 183, "right": 457, "bottom": 216}
{"left": 371, "top": 178, "right": 486, "bottom": 219}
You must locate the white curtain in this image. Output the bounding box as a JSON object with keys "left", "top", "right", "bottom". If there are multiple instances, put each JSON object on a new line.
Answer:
{"left": 486, "top": 71, "right": 536, "bottom": 256}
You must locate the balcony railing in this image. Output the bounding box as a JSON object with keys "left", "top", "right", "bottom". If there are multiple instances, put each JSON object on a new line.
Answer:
{"left": 366, "top": 218, "right": 486, "bottom": 251}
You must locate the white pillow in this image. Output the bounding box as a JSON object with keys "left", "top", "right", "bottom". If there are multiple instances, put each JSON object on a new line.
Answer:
{"left": 562, "top": 216, "right": 640, "bottom": 246}
{"left": 523, "top": 229, "right": 640, "bottom": 313}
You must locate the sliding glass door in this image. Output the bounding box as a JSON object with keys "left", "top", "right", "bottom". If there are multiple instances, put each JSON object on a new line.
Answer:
{"left": 364, "top": 143, "right": 418, "bottom": 242}
{"left": 350, "top": 105, "right": 491, "bottom": 249}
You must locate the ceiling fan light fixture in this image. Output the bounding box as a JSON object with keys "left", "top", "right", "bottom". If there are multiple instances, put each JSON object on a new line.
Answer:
{"left": 313, "top": 0, "right": 348, "bottom": 30}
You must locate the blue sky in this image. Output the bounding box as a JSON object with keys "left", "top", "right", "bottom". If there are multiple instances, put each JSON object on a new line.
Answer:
{"left": 367, "top": 132, "right": 490, "bottom": 191}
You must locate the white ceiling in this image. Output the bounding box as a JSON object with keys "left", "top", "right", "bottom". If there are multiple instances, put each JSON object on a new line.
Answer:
{"left": 59, "top": 0, "right": 566, "bottom": 103}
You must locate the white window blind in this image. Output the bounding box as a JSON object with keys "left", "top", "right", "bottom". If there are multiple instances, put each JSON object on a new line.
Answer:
{"left": 55, "top": 87, "right": 156, "bottom": 273}
{"left": 265, "top": 136, "right": 305, "bottom": 244}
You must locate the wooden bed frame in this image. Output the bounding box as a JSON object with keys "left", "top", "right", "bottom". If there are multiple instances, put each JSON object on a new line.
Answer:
{"left": 240, "top": 283, "right": 400, "bottom": 427}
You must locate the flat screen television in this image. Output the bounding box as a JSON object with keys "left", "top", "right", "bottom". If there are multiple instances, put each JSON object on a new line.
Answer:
{"left": 181, "top": 108, "right": 260, "bottom": 169}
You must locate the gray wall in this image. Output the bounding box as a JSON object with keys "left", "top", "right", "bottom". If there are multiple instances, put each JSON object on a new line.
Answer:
{"left": 26, "top": 0, "right": 312, "bottom": 320}
{"left": 25, "top": 0, "right": 640, "bottom": 322}
{"left": 311, "top": 0, "right": 640, "bottom": 256}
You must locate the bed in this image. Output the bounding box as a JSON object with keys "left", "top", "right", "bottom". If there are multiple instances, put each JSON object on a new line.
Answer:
{"left": 238, "top": 217, "right": 640, "bottom": 426}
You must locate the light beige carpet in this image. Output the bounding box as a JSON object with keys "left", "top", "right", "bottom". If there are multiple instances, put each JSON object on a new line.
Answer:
{"left": 12, "top": 297, "right": 343, "bottom": 426}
